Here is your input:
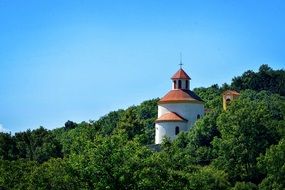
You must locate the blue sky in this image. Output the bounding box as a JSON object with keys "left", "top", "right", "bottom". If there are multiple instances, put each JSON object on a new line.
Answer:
{"left": 0, "top": 0, "right": 284, "bottom": 133}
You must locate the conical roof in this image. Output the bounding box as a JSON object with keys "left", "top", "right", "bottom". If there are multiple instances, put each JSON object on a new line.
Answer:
{"left": 158, "top": 89, "right": 203, "bottom": 104}
{"left": 171, "top": 68, "right": 191, "bottom": 80}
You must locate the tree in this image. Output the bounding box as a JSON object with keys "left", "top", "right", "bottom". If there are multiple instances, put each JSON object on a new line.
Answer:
{"left": 68, "top": 132, "right": 153, "bottom": 189}
{"left": 135, "top": 98, "right": 158, "bottom": 144}
{"left": 1, "top": 64, "right": 283, "bottom": 189}
{"left": 28, "top": 158, "right": 82, "bottom": 190}
{"left": 231, "top": 182, "right": 257, "bottom": 190}
{"left": 57, "top": 121, "right": 95, "bottom": 156}
{"left": 133, "top": 151, "right": 193, "bottom": 190}
{"left": 14, "top": 127, "right": 62, "bottom": 163}
{"left": 0, "top": 132, "right": 17, "bottom": 160}
{"left": 188, "top": 166, "right": 230, "bottom": 190}
{"left": 0, "top": 159, "right": 37, "bottom": 189}
{"left": 258, "top": 138, "right": 285, "bottom": 190}
{"left": 117, "top": 106, "right": 144, "bottom": 140}
{"left": 231, "top": 64, "right": 285, "bottom": 96}
{"left": 93, "top": 109, "right": 125, "bottom": 136}
{"left": 194, "top": 85, "right": 223, "bottom": 110}
{"left": 64, "top": 120, "right": 77, "bottom": 131}
{"left": 213, "top": 90, "right": 284, "bottom": 184}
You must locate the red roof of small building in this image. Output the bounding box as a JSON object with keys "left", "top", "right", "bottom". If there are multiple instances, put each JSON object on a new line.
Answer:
{"left": 155, "top": 112, "right": 187, "bottom": 123}
{"left": 158, "top": 89, "right": 203, "bottom": 104}
{"left": 171, "top": 68, "right": 191, "bottom": 80}
{"left": 222, "top": 90, "right": 240, "bottom": 96}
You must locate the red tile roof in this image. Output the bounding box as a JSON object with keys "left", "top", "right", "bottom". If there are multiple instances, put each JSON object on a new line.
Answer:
{"left": 222, "top": 90, "right": 240, "bottom": 96}
{"left": 159, "top": 89, "right": 203, "bottom": 104}
{"left": 171, "top": 68, "right": 191, "bottom": 80}
{"left": 155, "top": 112, "right": 187, "bottom": 123}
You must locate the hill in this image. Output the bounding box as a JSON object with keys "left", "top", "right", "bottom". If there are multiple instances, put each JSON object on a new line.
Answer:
{"left": 0, "top": 64, "right": 284, "bottom": 189}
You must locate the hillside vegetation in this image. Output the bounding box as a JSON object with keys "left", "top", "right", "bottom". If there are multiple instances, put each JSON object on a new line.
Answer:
{"left": 0, "top": 65, "right": 284, "bottom": 189}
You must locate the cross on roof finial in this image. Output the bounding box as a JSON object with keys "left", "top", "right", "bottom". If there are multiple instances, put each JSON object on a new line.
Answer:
{"left": 179, "top": 52, "right": 183, "bottom": 69}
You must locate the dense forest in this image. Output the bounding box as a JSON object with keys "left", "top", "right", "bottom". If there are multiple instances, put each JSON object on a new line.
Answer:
{"left": 0, "top": 64, "right": 284, "bottom": 190}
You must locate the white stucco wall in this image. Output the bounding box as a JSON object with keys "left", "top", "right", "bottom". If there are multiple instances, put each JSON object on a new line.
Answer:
{"left": 155, "top": 102, "right": 204, "bottom": 144}
{"left": 155, "top": 121, "right": 187, "bottom": 144}
{"left": 158, "top": 103, "right": 204, "bottom": 126}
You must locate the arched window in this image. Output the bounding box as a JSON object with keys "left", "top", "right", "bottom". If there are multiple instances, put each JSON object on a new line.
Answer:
{"left": 197, "top": 114, "right": 201, "bottom": 119}
{"left": 226, "top": 98, "right": 231, "bottom": 104}
{"left": 186, "top": 80, "right": 189, "bottom": 89}
{"left": 175, "top": 126, "right": 180, "bottom": 135}
{"left": 178, "top": 80, "right": 182, "bottom": 89}
{"left": 173, "top": 81, "right": 177, "bottom": 89}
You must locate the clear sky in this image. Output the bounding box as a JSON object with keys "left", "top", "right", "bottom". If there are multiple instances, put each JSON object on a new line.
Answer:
{"left": 0, "top": 0, "right": 284, "bottom": 133}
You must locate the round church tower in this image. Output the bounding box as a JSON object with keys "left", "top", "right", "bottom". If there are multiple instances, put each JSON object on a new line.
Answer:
{"left": 155, "top": 68, "right": 204, "bottom": 144}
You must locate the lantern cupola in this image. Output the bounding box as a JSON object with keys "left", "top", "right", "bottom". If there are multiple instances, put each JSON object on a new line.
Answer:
{"left": 171, "top": 68, "right": 191, "bottom": 90}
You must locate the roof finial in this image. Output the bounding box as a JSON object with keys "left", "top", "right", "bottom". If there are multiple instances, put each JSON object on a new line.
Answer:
{"left": 179, "top": 52, "right": 183, "bottom": 69}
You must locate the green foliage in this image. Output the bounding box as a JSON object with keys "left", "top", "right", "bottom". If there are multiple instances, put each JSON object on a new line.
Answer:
{"left": 213, "top": 90, "right": 284, "bottom": 183}
{"left": 55, "top": 121, "right": 96, "bottom": 156}
{"left": 188, "top": 166, "right": 230, "bottom": 190}
{"left": 161, "top": 109, "right": 221, "bottom": 170}
{"left": 28, "top": 158, "right": 82, "bottom": 190}
{"left": 0, "top": 127, "right": 62, "bottom": 163}
{"left": 93, "top": 109, "right": 125, "bottom": 136}
{"left": 0, "top": 66, "right": 284, "bottom": 189}
{"left": 64, "top": 120, "right": 77, "bottom": 131}
{"left": 258, "top": 138, "right": 285, "bottom": 190}
{"left": 0, "top": 133, "right": 17, "bottom": 160}
{"left": 134, "top": 152, "right": 193, "bottom": 189}
{"left": 231, "top": 182, "right": 258, "bottom": 190}
{"left": 231, "top": 64, "right": 285, "bottom": 96}
{"left": 14, "top": 127, "right": 62, "bottom": 163}
{"left": 0, "top": 159, "right": 37, "bottom": 190}
{"left": 90, "top": 98, "right": 158, "bottom": 144}
{"left": 189, "top": 110, "right": 221, "bottom": 147}
{"left": 135, "top": 98, "right": 158, "bottom": 144}
{"left": 194, "top": 84, "right": 223, "bottom": 110}
{"left": 68, "top": 133, "right": 153, "bottom": 189}
{"left": 117, "top": 106, "right": 144, "bottom": 140}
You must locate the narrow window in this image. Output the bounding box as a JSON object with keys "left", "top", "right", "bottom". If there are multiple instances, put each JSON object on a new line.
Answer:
{"left": 178, "top": 80, "right": 182, "bottom": 89}
{"left": 186, "top": 80, "right": 189, "bottom": 89}
{"left": 175, "top": 126, "right": 180, "bottom": 135}
{"left": 173, "top": 81, "right": 177, "bottom": 89}
{"left": 197, "top": 114, "right": 201, "bottom": 119}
